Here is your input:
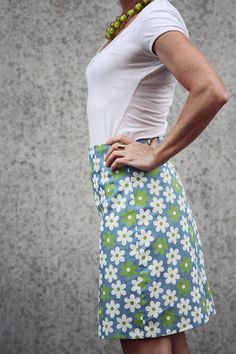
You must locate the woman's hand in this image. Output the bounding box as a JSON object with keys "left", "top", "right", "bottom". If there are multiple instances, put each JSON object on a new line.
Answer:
{"left": 104, "top": 135, "right": 160, "bottom": 172}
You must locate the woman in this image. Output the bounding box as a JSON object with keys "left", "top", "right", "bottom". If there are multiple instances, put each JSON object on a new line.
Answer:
{"left": 85, "top": 0, "right": 228, "bottom": 353}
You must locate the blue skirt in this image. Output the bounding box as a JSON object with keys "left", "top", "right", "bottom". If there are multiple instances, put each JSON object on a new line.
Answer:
{"left": 88, "top": 136, "right": 217, "bottom": 339}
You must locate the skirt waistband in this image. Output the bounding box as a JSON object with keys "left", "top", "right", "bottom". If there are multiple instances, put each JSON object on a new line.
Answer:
{"left": 88, "top": 135, "right": 165, "bottom": 152}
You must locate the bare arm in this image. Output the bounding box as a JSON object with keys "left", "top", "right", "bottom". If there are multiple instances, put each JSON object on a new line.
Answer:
{"left": 152, "top": 31, "right": 229, "bottom": 165}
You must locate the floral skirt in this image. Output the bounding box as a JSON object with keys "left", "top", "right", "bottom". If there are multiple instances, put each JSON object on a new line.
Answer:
{"left": 88, "top": 136, "right": 217, "bottom": 340}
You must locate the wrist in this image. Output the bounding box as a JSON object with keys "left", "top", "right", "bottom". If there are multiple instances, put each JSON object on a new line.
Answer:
{"left": 153, "top": 144, "right": 170, "bottom": 168}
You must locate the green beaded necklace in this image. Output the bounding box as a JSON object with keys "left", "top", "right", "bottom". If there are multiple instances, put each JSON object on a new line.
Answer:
{"left": 105, "top": 0, "right": 153, "bottom": 40}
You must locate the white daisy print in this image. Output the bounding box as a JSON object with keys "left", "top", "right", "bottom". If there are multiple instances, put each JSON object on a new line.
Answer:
{"left": 177, "top": 317, "right": 193, "bottom": 331}
{"left": 180, "top": 234, "right": 191, "bottom": 252}
{"left": 164, "top": 267, "right": 180, "bottom": 285}
{"left": 110, "top": 247, "right": 125, "bottom": 265}
{"left": 89, "top": 140, "right": 217, "bottom": 339}
{"left": 135, "top": 229, "right": 154, "bottom": 247}
{"left": 116, "top": 314, "right": 132, "bottom": 333}
{"left": 99, "top": 250, "right": 107, "bottom": 269}
{"left": 104, "top": 264, "right": 118, "bottom": 283}
{"left": 144, "top": 321, "right": 161, "bottom": 337}
{"left": 162, "top": 289, "right": 178, "bottom": 307}
{"left": 150, "top": 197, "right": 166, "bottom": 214}
{"left": 166, "top": 248, "right": 181, "bottom": 265}
{"left": 191, "top": 306, "right": 204, "bottom": 323}
{"left": 180, "top": 216, "right": 189, "bottom": 232}
{"left": 163, "top": 186, "right": 176, "bottom": 203}
{"left": 102, "top": 317, "right": 113, "bottom": 336}
{"left": 149, "top": 259, "right": 165, "bottom": 277}
{"left": 138, "top": 248, "right": 152, "bottom": 266}
{"left": 119, "top": 177, "right": 133, "bottom": 194}
{"left": 166, "top": 226, "right": 181, "bottom": 244}
{"left": 111, "top": 280, "right": 126, "bottom": 299}
{"left": 191, "top": 286, "right": 201, "bottom": 303}
{"left": 105, "top": 212, "right": 119, "bottom": 230}
{"left": 129, "top": 328, "right": 145, "bottom": 338}
{"left": 117, "top": 227, "right": 133, "bottom": 245}
{"left": 106, "top": 300, "right": 120, "bottom": 318}
{"left": 111, "top": 193, "right": 126, "bottom": 212}
{"left": 136, "top": 209, "right": 153, "bottom": 226}
{"left": 154, "top": 215, "right": 170, "bottom": 233}
{"left": 148, "top": 281, "right": 164, "bottom": 299}
{"left": 177, "top": 298, "right": 192, "bottom": 316}
{"left": 145, "top": 300, "right": 162, "bottom": 318}
{"left": 124, "top": 294, "right": 141, "bottom": 313}
{"left": 131, "top": 171, "right": 147, "bottom": 187}
{"left": 147, "top": 178, "right": 163, "bottom": 195}
{"left": 160, "top": 168, "right": 171, "bottom": 184}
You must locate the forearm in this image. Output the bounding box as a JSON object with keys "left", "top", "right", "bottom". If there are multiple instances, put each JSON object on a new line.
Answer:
{"left": 154, "top": 86, "right": 228, "bottom": 166}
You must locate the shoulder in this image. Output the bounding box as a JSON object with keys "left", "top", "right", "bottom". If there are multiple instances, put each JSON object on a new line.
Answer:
{"left": 138, "top": 0, "right": 190, "bottom": 57}
{"left": 140, "top": 0, "right": 186, "bottom": 20}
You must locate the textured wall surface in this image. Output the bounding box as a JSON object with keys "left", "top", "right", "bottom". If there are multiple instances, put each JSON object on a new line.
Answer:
{"left": 0, "top": 0, "right": 235, "bottom": 353}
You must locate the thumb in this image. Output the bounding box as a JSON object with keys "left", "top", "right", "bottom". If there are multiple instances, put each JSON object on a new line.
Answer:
{"left": 150, "top": 136, "right": 158, "bottom": 146}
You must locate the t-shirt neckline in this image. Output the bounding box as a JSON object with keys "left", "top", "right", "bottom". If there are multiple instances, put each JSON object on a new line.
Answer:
{"left": 90, "top": 0, "right": 157, "bottom": 63}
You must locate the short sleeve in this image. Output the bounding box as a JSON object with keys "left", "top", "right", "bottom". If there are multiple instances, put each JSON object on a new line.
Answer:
{"left": 139, "top": 1, "right": 189, "bottom": 57}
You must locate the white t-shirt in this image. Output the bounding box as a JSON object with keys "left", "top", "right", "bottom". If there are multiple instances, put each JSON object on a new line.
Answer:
{"left": 85, "top": 0, "right": 189, "bottom": 147}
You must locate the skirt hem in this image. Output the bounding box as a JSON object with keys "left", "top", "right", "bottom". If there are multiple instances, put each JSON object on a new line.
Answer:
{"left": 97, "top": 309, "right": 217, "bottom": 340}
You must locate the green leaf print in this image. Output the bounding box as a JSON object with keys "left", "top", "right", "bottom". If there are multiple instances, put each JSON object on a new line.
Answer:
{"left": 134, "top": 311, "right": 144, "bottom": 327}
{"left": 167, "top": 205, "right": 181, "bottom": 222}
{"left": 111, "top": 166, "right": 126, "bottom": 179}
{"left": 200, "top": 298, "right": 207, "bottom": 313}
{"left": 153, "top": 237, "right": 168, "bottom": 255}
{"left": 89, "top": 160, "right": 94, "bottom": 176}
{"left": 120, "top": 260, "right": 138, "bottom": 279}
{"left": 98, "top": 304, "right": 103, "bottom": 319}
{"left": 105, "top": 182, "right": 115, "bottom": 198}
{"left": 122, "top": 209, "right": 136, "bottom": 227}
{"left": 100, "top": 285, "right": 110, "bottom": 301}
{"left": 103, "top": 231, "right": 116, "bottom": 250}
{"left": 177, "top": 279, "right": 190, "bottom": 296}
{"left": 205, "top": 281, "right": 213, "bottom": 297}
{"left": 95, "top": 144, "right": 107, "bottom": 154}
{"left": 98, "top": 203, "right": 104, "bottom": 215}
{"left": 146, "top": 166, "right": 161, "bottom": 176}
{"left": 111, "top": 332, "right": 127, "bottom": 339}
{"left": 160, "top": 309, "right": 176, "bottom": 327}
{"left": 141, "top": 292, "right": 147, "bottom": 306}
{"left": 188, "top": 226, "right": 195, "bottom": 241}
{"left": 134, "top": 190, "right": 150, "bottom": 207}
{"left": 172, "top": 177, "right": 181, "bottom": 193}
{"left": 180, "top": 256, "right": 192, "bottom": 273}
{"left": 139, "top": 272, "right": 151, "bottom": 288}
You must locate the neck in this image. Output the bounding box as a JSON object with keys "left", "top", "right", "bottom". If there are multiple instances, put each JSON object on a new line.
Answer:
{"left": 119, "top": 0, "right": 140, "bottom": 12}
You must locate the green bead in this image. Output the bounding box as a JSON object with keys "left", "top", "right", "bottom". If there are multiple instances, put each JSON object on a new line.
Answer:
{"left": 120, "top": 14, "right": 128, "bottom": 22}
{"left": 114, "top": 20, "right": 121, "bottom": 28}
{"left": 108, "top": 26, "right": 116, "bottom": 35}
{"left": 127, "top": 8, "right": 135, "bottom": 16}
{"left": 134, "top": 3, "right": 144, "bottom": 11}
{"left": 104, "top": 0, "right": 154, "bottom": 40}
{"left": 105, "top": 31, "right": 113, "bottom": 40}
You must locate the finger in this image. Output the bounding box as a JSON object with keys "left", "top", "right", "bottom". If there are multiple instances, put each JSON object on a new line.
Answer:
{"left": 106, "top": 149, "right": 126, "bottom": 167}
{"left": 105, "top": 134, "right": 134, "bottom": 145}
{"left": 105, "top": 142, "right": 126, "bottom": 161}
{"left": 110, "top": 157, "right": 127, "bottom": 172}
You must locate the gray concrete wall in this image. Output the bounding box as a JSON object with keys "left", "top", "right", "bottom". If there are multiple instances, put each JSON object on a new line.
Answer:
{"left": 0, "top": 0, "right": 235, "bottom": 353}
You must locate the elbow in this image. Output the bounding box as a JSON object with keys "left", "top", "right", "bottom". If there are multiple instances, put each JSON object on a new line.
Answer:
{"left": 213, "top": 86, "right": 229, "bottom": 106}
{"left": 191, "top": 80, "right": 229, "bottom": 106}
